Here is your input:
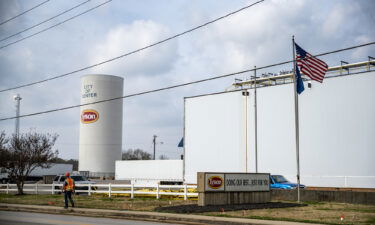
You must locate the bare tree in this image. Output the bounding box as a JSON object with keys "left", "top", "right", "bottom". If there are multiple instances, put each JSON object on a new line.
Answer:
{"left": 0, "top": 131, "right": 9, "bottom": 165}
{"left": 159, "top": 154, "right": 169, "bottom": 160}
{"left": 0, "top": 131, "right": 6, "bottom": 148}
{"left": 0, "top": 131, "right": 58, "bottom": 194}
{"left": 122, "top": 149, "right": 151, "bottom": 160}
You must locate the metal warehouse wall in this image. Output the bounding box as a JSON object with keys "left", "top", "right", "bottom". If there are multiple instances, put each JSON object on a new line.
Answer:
{"left": 184, "top": 91, "right": 246, "bottom": 184}
{"left": 184, "top": 71, "right": 375, "bottom": 187}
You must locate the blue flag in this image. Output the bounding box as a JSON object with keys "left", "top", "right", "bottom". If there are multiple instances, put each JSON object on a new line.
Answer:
{"left": 296, "top": 65, "right": 305, "bottom": 94}
{"left": 178, "top": 137, "right": 184, "bottom": 147}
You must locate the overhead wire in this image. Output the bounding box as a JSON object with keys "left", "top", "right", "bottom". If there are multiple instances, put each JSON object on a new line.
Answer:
{"left": 0, "top": 0, "right": 51, "bottom": 26}
{"left": 0, "top": 0, "right": 91, "bottom": 43}
{"left": 0, "top": 41, "right": 373, "bottom": 122}
{"left": 0, "top": 0, "right": 265, "bottom": 93}
{"left": 0, "top": 0, "right": 112, "bottom": 50}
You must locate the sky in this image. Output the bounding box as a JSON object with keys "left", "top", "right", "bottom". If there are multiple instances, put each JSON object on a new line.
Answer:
{"left": 0, "top": 0, "right": 374, "bottom": 160}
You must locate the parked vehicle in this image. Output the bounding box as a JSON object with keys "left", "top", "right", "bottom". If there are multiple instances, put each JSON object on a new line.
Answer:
{"left": 0, "top": 168, "right": 9, "bottom": 184}
{"left": 53, "top": 174, "right": 96, "bottom": 193}
{"left": 270, "top": 175, "right": 305, "bottom": 189}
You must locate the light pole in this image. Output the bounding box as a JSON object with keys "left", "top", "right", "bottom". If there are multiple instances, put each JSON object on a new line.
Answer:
{"left": 14, "top": 94, "right": 22, "bottom": 137}
{"left": 254, "top": 66, "right": 258, "bottom": 173}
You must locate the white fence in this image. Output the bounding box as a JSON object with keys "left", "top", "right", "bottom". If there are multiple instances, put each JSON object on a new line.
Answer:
{"left": 0, "top": 183, "right": 198, "bottom": 200}
{"left": 303, "top": 176, "right": 375, "bottom": 188}
{"left": 284, "top": 175, "right": 375, "bottom": 189}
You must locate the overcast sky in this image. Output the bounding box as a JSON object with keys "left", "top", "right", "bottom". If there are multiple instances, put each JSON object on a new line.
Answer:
{"left": 0, "top": 0, "right": 374, "bottom": 160}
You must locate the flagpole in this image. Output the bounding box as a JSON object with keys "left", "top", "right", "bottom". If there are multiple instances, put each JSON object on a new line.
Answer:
{"left": 292, "top": 36, "right": 301, "bottom": 203}
{"left": 254, "top": 66, "right": 258, "bottom": 173}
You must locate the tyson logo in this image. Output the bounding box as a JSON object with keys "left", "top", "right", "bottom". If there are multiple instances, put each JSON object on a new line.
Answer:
{"left": 81, "top": 109, "right": 99, "bottom": 124}
{"left": 207, "top": 176, "right": 224, "bottom": 189}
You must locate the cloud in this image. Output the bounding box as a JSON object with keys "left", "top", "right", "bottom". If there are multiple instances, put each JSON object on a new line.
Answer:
{"left": 0, "top": 0, "right": 20, "bottom": 29}
{"left": 175, "top": 0, "right": 374, "bottom": 76}
{"left": 0, "top": 48, "right": 32, "bottom": 87}
{"left": 319, "top": 1, "right": 374, "bottom": 41}
{"left": 321, "top": 4, "right": 350, "bottom": 37}
{"left": 88, "top": 20, "right": 178, "bottom": 77}
{"left": 173, "top": 0, "right": 309, "bottom": 78}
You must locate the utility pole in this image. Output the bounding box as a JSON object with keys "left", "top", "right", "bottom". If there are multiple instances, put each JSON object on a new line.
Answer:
{"left": 14, "top": 94, "right": 22, "bottom": 138}
{"left": 242, "top": 90, "right": 249, "bottom": 172}
{"left": 152, "top": 135, "right": 164, "bottom": 160}
{"left": 153, "top": 135, "right": 157, "bottom": 160}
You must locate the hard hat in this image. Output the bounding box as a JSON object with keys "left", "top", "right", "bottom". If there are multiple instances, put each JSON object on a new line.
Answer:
{"left": 65, "top": 172, "right": 70, "bottom": 177}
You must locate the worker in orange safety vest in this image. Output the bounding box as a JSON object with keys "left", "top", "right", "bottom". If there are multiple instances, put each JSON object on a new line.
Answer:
{"left": 62, "top": 172, "right": 75, "bottom": 209}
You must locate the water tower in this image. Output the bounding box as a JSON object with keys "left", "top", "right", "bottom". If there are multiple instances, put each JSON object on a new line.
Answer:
{"left": 79, "top": 74, "right": 124, "bottom": 177}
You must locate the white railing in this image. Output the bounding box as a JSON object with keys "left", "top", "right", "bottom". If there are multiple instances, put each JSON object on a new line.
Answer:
{"left": 0, "top": 183, "right": 198, "bottom": 200}
{"left": 301, "top": 175, "right": 375, "bottom": 188}
{"left": 283, "top": 175, "right": 375, "bottom": 188}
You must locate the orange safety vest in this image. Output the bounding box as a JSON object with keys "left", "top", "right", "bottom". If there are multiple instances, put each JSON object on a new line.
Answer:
{"left": 63, "top": 177, "right": 75, "bottom": 191}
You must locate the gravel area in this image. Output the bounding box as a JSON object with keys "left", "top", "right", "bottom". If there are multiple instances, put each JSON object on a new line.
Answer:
{"left": 155, "top": 202, "right": 306, "bottom": 213}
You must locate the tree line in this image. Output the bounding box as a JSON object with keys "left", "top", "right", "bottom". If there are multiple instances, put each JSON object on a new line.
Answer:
{"left": 122, "top": 149, "right": 168, "bottom": 160}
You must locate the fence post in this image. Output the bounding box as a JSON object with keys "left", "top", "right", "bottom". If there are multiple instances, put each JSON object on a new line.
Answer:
{"left": 344, "top": 176, "right": 348, "bottom": 187}
{"left": 108, "top": 183, "right": 111, "bottom": 198}
{"left": 88, "top": 183, "right": 91, "bottom": 196}
{"left": 184, "top": 183, "right": 187, "bottom": 200}
{"left": 6, "top": 183, "right": 9, "bottom": 194}
{"left": 35, "top": 183, "right": 38, "bottom": 194}
{"left": 52, "top": 183, "right": 55, "bottom": 194}
{"left": 131, "top": 183, "right": 134, "bottom": 199}
{"left": 156, "top": 183, "right": 160, "bottom": 199}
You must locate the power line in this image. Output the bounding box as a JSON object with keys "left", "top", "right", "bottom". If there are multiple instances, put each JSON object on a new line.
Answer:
{"left": 0, "top": 0, "right": 265, "bottom": 93}
{"left": 0, "top": 0, "right": 91, "bottom": 43}
{"left": 0, "top": 41, "right": 373, "bottom": 122}
{"left": 0, "top": 0, "right": 112, "bottom": 50}
{"left": 0, "top": 0, "right": 51, "bottom": 26}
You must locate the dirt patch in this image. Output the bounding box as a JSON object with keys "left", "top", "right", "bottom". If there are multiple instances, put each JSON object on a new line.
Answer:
{"left": 213, "top": 202, "right": 375, "bottom": 225}
{"left": 155, "top": 202, "right": 305, "bottom": 213}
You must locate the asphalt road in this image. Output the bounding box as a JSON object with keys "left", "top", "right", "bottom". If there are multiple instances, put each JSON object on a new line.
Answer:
{"left": 0, "top": 210, "right": 181, "bottom": 225}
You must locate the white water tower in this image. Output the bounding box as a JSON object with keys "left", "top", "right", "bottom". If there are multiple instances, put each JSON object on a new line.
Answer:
{"left": 79, "top": 74, "right": 124, "bottom": 177}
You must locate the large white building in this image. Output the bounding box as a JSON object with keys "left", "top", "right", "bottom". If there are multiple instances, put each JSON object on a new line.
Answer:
{"left": 184, "top": 61, "right": 375, "bottom": 188}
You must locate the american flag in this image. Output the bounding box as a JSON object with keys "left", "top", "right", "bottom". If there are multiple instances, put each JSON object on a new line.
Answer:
{"left": 295, "top": 43, "right": 328, "bottom": 83}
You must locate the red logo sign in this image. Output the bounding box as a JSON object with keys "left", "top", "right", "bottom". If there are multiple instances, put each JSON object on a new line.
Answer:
{"left": 207, "top": 176, "right": 224, "bottom": 189}
{"left": 81, "top": 109, "right": 99, "bottom": 124}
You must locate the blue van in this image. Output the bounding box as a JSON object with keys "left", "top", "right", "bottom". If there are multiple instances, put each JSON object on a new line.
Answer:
{"left": 270, "top": 175, "right": 305, "bottom": 189}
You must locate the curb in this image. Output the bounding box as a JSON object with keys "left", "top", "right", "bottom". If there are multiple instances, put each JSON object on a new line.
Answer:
{"left": 0, "top": 203, "right": 322, "bottom": 225}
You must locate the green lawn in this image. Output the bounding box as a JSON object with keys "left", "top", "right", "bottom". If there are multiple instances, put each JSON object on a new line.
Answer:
{"left": 0, "top": 193, "right": 374, "bottom": 225}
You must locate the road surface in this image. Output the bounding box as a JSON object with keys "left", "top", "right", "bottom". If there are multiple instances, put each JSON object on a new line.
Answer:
{"left": 0, "top": 210, "right": 182, "bottom": 225}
